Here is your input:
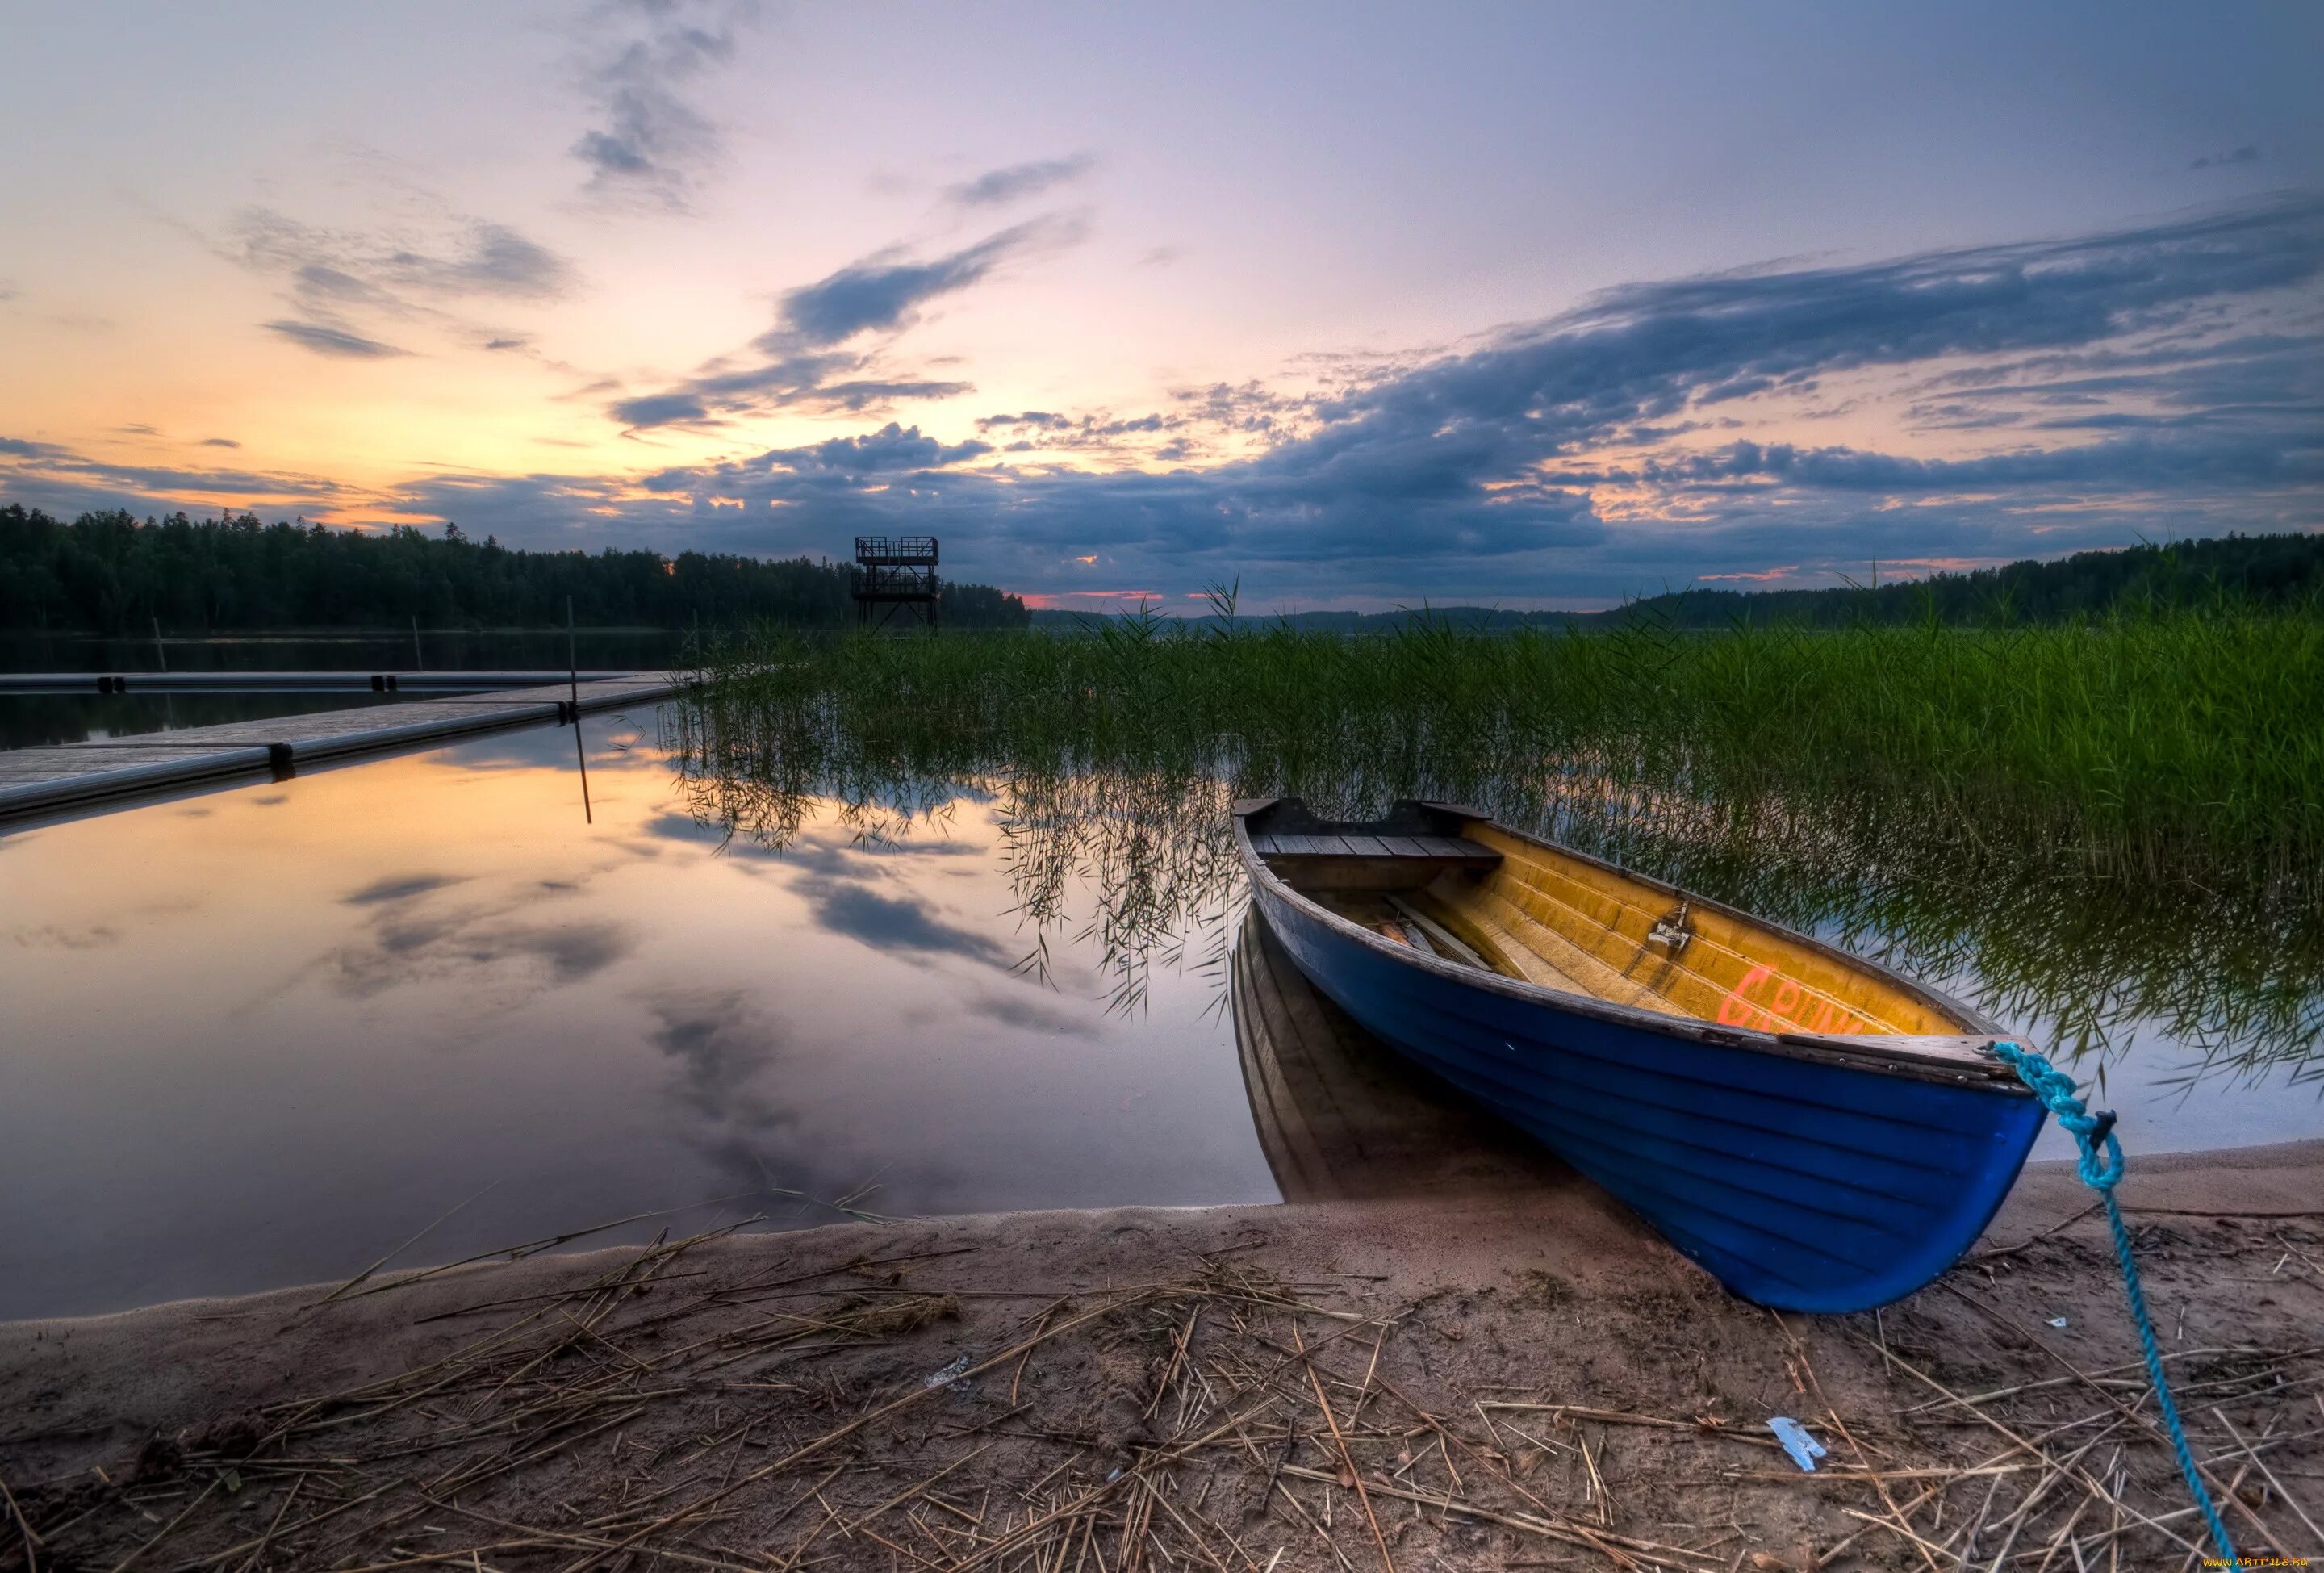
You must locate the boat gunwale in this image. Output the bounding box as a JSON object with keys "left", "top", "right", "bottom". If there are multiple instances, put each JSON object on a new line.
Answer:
{"left": 1232, "top": 797, "right": 2031, "bottom": 1095}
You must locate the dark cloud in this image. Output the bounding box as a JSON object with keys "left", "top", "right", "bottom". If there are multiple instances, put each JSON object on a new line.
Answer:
{"left": 810, "top": 884, "right": 1010, "bottom": 962}
{"left": 611, "top": 218, "right": 1078, "bottom": 428}
{"left": 776, "top": 220, "right": 1060, "bottom": 345}
{"left": 322, "top": 873, "right": 635, "bottom": 998}
{"left": 967, "top": 988, "right": 1089, "bottom": 1033}
{"left": 575, "top": 194, "right": 2324, "bottom": 600}
{"left": 0, "top": 433, "right": 352, "bottom": 519}
{"left": 608, "top": 391, "right": 710, "bottom": 428}
{"left": 201, "top": 437, "right": 241, "bottom": 448}
{"left": 35, "top": 195, "right": 2314, "bottom": 611}
{"left": 946, "top": 155, "right": 1094, "bottom": 208}
{"left": 571, "top": 0, "right": 761, "bottom": 210}
{"left": 232, "top": 209, "right": 575, "bottom": 307}
{"left": 647, "top": 989, "right": 788, "bottom": 1126}
{"left": 344, "top": 873, "right": 469, "bottom": 905}
{"left": 263, "top": 320, "right": 411, "bottom": 359}
{"left": 2190, "top": 145, "right": 2263, "bottom": 172}
{"left": 220, "top": 207, "right": 574, "bottom": 366}
{"left": 1632, "top": 431, "right": 2324, "bottom": 492}
{"left": 791, "top": 873, "right": 1015, "bottom": 968}
{"left": 774, "top": 422, "right": 991, "bottom": 474}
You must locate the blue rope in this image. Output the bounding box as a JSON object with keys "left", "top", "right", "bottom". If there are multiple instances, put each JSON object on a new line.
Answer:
{"left": 1991, "top": 1041, "right": 2238, "bottom": 1563}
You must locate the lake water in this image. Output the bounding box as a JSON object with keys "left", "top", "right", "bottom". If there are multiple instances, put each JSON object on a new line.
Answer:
{"left": 1, "top": 701, "right": 2316, "bottom": 1320}
{"left": 0, "top": 708, "right": 1270, "bottom": 1319}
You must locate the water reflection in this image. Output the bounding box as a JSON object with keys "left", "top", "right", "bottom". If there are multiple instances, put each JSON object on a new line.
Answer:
{"left": 662, "top": 687, "right": 2323, "bottom": 1127}
{"left": 1231, "top": 908, "right": 1566, "bottom": 1202}
{"left": 0, "top": 711, "right": 1274, "bottom": 1320}
{"left": 3, "top": 684, "right": 2314, "bottom": 1320}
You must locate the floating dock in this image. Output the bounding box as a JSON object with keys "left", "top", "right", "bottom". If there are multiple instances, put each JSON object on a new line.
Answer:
{"left": 0, "top": 669, "right": 642, "bottom": 694}
{"left": 0, "top": 672, "right": 679, "bottom": 826}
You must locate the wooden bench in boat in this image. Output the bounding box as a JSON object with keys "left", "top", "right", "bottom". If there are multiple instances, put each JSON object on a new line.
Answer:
{"left": 1249, "top": 828, "right": 1503, "bottom": 892}
{"left": 1249, "top": 832, "right": 1499, "bottom": 861}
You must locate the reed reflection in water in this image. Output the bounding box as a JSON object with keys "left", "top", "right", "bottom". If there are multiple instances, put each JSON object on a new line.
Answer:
{"left": 666, "top": 683, "right": 2324, "bottom": 1130}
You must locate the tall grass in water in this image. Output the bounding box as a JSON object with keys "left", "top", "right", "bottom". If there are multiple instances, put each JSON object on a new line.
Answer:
{"left": 693, "top": 605, "right": 2324, "bottom": 899}
{"left": 675, "top": 605, "right": 2322, "bottom": 1081}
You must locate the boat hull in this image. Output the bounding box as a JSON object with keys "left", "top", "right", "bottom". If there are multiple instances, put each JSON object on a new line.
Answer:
{"left": 1250, "top": 876, "right": 2043, "bottom": 1312}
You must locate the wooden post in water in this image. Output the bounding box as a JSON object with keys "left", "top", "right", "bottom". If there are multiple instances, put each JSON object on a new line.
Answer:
{"left": 568, "top": 596, "right": 591, "bottom": 825}
{"left": 150, "top": 614, "right": 168, "bottom": 672}
{"left": 411, "top": 614, "right": 423, "bottom": 671}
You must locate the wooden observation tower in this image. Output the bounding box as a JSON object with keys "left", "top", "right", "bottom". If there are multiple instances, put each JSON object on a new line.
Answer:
{"left": 851, "top": 536, "right": 940, "bottom": 633}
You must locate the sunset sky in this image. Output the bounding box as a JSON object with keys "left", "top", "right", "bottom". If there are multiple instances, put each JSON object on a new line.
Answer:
{"left": 2, "top": 2, "right": 2318, "bottom": 610}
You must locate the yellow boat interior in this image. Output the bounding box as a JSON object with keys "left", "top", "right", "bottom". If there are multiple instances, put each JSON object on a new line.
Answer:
{"left": 1241, "top": 800, "right": 1988, "bottom": 1050}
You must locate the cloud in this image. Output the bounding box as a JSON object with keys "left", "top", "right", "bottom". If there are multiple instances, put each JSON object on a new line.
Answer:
{"left": 200, "top": 437, "right": 241, "bottom": 448}
{"left": 0, "top": 433, "right": 353, "bottom": 520}
{"left": 946, "top": 155, "right": 1094, "bottom": 208}
{"left": 792, "top": 875, "right": 1016, "bottom": 968}
{"left": 611, "top": 217, "right": 1080, "bottom": 428}
{"left": 2190, "top": 145, "right": 2263, "bottom": 172}
{"left": 29, "top": 195, "right": 2316, "bottom": 612}
{"left": 773, "top": 422, "right": 991, "bottom": 474}
{"left": 577, "top": 193, "right": 2324, "bottom": 602}
{"left": 231, "top": 209, "right": 575, "bottom": 307}
{"left": 967, "top": 988, "right": 1088, "bottom": 1033}
{"left": 344, "top": 873, "right": 469, "bottom": 905}
{"left": 263, "top": 320, "right": 411, "bottom": 359}
{"left": 775, "top": 218, "right": 1073, "bottom": 347}
{"left": 319, "top": 875, "right": 634, "bottom": 999}
{"left": 220, "top": 205, "right": 575, "bottom": 365}
{"left": 571, "top": 0, "right": 761, "bottom": 210}
{"left": 609, "top": 391, "right": 710, "bottom": 428}
{"left": 647, "top": 989, "right": 788, "bottom": 1126}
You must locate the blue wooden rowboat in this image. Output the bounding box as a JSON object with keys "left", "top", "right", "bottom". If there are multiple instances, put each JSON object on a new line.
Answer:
{"left": 1235, "top": 797, "right": 2044, "bottom": 1312}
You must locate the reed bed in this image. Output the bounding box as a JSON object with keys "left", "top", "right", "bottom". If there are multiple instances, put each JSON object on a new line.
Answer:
{"left": 671, "top": 606, "right": 2323, "bottom": 1085}
{"left": 6, "top": 1210, "right": 2318, "bottom": 1572}
{"left": 694, "top": 605, "right": 2323, "bottom": 900}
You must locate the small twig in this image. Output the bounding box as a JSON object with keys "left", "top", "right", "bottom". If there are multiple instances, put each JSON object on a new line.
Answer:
{"left": 0, "top": 1469, "right": 41, "bottom": 1573}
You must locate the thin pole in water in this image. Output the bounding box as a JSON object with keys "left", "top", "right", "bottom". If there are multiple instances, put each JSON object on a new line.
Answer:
{"left": 150, "top": 613, "right": 167, "bottom": 672}
{"left": 574, "top": 710, "right": 593, "bottom": 825}
{"left": 566, "top": 596, "right": 590, "bottom": 823}
{"left": 411, "top": 614, "right": 423, "bottom": 671}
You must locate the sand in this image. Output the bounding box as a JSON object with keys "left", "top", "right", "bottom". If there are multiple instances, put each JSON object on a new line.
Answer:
{"left": 2, "top": 1139, "right": 2318, "bottom": 1571}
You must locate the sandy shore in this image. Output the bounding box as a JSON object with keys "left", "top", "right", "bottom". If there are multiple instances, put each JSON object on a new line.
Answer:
{"left": 3, "top": 1141, "right": 2318, "bottom": 1571}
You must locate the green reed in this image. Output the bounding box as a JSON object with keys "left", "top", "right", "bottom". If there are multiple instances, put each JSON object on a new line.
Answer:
{"left": 671, "top": 602, "right": 2323, "bottom": 1084}
{"left": 694, "top": 603, "right": 2323, "bottom": 896}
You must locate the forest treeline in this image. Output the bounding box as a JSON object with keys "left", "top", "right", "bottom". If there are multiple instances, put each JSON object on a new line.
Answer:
{"left": 0, "top": 507, "right": 1030, "bottom": 632}
{"left": 1616, "top": 530, "right": 2324, "bottom": 626}
{"left": 1026, "top": 529, "right": 2324, "bottom": 631}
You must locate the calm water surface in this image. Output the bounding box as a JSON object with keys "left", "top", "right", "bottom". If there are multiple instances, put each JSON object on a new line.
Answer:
{"left": 0, "top": 708, "right": 1269, "bottom": 1320}
{"left": 1, "top": 701, "right": 2317, "bottom": 1320}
